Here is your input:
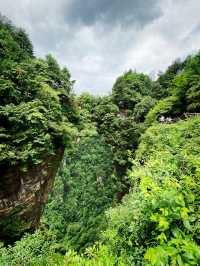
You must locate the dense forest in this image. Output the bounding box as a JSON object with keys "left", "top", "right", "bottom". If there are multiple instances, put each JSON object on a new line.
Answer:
{"left": 0, "top": 15, "right": 200, "bottom": 266}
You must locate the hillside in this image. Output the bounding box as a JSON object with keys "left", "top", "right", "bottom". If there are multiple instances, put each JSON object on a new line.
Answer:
{"left": 0, "top": 16, "right": 200, "bottom": 266}
{"left": 102, "top": 116, "right": 200, "bottom": 265}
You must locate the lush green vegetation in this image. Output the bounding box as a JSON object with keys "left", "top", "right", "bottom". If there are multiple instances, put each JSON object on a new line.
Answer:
{"left": 43, "top": 135, "right": 118, "bottom": 252}
{"left": 102, "top": 116, "right": 200, "bottom": 265}
{"left": 0, "top": 15, "right": 77, "bottom": 167}
{"left": 0, "top": 15, "right": 200, "bottom": 265}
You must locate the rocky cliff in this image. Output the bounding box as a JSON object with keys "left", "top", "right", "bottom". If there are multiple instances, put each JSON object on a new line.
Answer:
{"left": 0, "top": 16, "right": 77, "bottom": 243}
{"left": 0, "top": 148, "right": 64, "bottom": 241}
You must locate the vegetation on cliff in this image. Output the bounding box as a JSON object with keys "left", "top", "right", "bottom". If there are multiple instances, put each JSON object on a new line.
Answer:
{"left": 0, "top": 15, "right": 78, "bottom": 240}
{"left": 0, "top": 15, "right": 77, "bottom": 167}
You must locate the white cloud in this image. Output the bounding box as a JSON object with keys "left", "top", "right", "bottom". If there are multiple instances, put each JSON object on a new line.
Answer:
{"left": 0, "top": 0, "right": 199, "bottom": 94}
{"left": 124, "top": 0, "right": 200, "bottom": 75}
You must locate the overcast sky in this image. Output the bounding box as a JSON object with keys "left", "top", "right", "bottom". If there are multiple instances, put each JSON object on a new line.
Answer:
{"left": 0, "top": 0, "right": 200, "bottom": 94}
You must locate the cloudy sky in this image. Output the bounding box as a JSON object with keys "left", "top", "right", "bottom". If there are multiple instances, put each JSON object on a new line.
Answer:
{"left": 0, "top": 0, "right": 200, "bottom": 94}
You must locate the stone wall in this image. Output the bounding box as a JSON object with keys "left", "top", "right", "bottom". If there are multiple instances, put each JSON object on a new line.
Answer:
{"left": 0, "top": 147, "right": 64, "bottom": 240}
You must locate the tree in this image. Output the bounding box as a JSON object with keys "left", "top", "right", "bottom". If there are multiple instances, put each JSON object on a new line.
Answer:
{"left": 112, "top": 70, "right": 155, "bottom": 110}
{"left": 13, "top": 29, "right": 34, "bottom": 57}
{"left": 157, "top": 58, "right": 187, "bottom": 98}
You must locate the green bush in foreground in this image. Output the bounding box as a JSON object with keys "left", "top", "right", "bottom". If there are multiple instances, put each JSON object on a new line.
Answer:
{"left": 102, "top": 117, "right": 200, "bottom": 265}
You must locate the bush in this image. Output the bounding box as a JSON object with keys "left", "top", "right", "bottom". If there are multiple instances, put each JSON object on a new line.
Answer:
{"left": 0, "top": 22, "right": 77, "bottom": 166}
{"left": 145, "top": 96, "right": 180, "bottom": 125}
{"left": 101, "top": 117, "right": 200, "bottom": 265}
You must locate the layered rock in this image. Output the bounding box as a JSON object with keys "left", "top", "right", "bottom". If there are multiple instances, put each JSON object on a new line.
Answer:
{"left": 0, "top": 148, "right": 64, "bottom": 240}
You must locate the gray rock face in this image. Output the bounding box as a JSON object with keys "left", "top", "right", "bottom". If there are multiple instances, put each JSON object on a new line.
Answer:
{"left": 0, "top": 147, "right": 64, "bottom": 240}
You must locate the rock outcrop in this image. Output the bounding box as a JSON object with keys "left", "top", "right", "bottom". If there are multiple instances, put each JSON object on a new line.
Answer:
{"left": 0, "top": 147, "right": 64, "bottom": 241}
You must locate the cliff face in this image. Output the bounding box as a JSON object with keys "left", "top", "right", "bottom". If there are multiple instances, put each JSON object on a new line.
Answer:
{"left": 0, "top": 147, "right": 64, "bottom": 240}
{"left": 0, "top": 17, "right": 77, "bottom": 243}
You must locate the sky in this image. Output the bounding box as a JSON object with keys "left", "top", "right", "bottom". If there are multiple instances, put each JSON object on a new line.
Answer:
{"left": 0, "top": 0, "right": 200, "bottom": 95}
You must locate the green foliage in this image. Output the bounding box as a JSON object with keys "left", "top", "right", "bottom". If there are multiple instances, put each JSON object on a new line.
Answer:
{"left": 45, "top": 54, "right": 74, "bottom": 95}
{"left": 0, "top": 230, "right": 59, "bottom": 266}
{"left": 172, "top": 51, "right": 200, "bottom": 112}
{"left": 89, "top": 72, "right": 157, "bottom": 177}
{"left": 63, "top": 244, "right": 126, "bottom": 266}
{"left": 145, "top": 236, "right": 200, "bottom": 266}
{"left": 133, "top": 96, "right": 157, "bottom": 122}
{"left": 77, "top": 93, "right": 101, "bottom": 127}
{"left": 43, "top": 135, "right": 118, "bottom": 252}
{"left": 148, "top": 50, "right": 200, "bottom": 121}
{"left": 0, "top": 15, "right": 32, "bottom": 62}
{"left": 12, "top": 28, "right": 33, "bottom": 57}
{"left": 145, "top": 96, "right": 181, "bottom": 125}
{"left": 102, "top": 117, "right": 200, "bottom": 265}
{"left": 90, "top": 88, "right": 154, "bottom": 177}
{"left": 156, "top": 58, "right": 187, "bottom": 99}
{"left": 112, "top": 70, "right": 155, "bottom": 109}
{"left": 92, "top": 96, "right": 119, "bottom": 123}
{"left": 0, "top": 21, "right": 77, "bottom": 166}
